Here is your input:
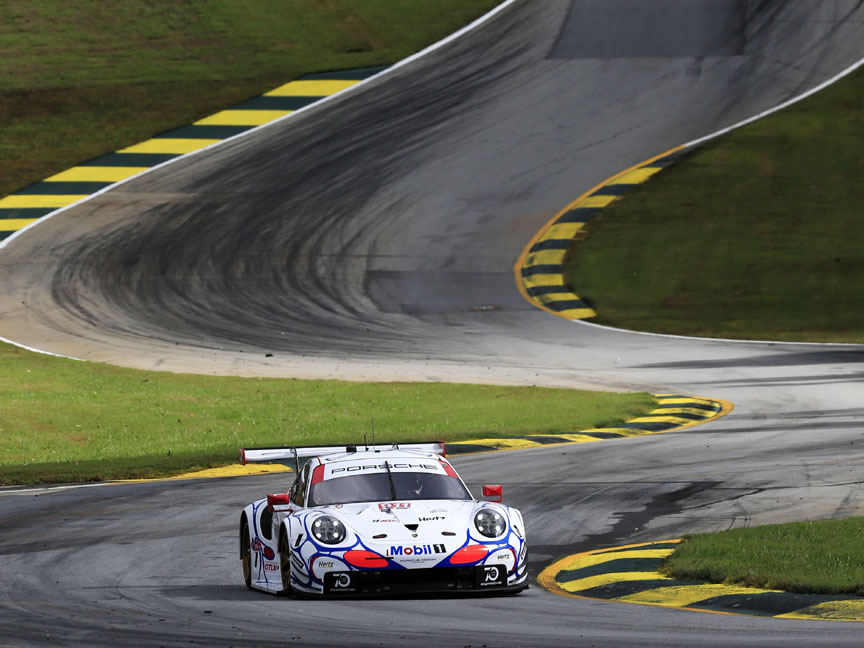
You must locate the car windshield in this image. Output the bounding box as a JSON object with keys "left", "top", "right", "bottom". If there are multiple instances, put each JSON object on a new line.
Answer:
{"left": 308, "top": 471, "right": 471, "bottom": 506}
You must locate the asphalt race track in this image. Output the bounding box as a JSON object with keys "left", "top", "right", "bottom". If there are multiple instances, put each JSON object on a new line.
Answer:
{"left": 2, "top": 1, "right": 864, "bottom": 646}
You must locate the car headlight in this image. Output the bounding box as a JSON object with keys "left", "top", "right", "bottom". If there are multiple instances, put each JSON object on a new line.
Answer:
{"left": 311, "top": 515, "right": 346, "bottom": 544}
{"left": 474, "top": 508, "right": 507, "bottom": 538}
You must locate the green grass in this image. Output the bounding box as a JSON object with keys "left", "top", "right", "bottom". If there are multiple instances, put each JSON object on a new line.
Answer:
{"left": 662, "top": 519, "right": 864, "bottom": 596}
{"left": 563, "top": 66, "right": 864, "bottom": 343}
{"left": 0, "top": 0, "right": 500, "bottom": 198}
{"left": 0, "top": 342, "right": 653, "bottom": 485}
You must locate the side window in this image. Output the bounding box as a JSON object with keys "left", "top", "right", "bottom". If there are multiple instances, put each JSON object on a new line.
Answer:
{"left": 260, "top": 508, "right": 273, "bottom": 541}
{"left": 292, "top": 463, "right": 310, "bottom": 507}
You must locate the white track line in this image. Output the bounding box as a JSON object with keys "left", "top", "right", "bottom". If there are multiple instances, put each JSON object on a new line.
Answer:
{"left": 576, "top": 318, "right": 864, "bottom": 348}
{"left": 684, "top": 56, "right": 864, "bottom": 149}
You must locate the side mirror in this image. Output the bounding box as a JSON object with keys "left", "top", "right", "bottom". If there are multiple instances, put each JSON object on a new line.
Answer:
{"left": 267, "top": 493, "right": 293, "bottom": 512}
{"left": 482, "top": 484, "right": 503, "bottom": 503}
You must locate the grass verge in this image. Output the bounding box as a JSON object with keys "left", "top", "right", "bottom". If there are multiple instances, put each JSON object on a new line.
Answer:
{"left": 662, "top": 519, "right": 864, "bottom": 596}
{"left": 0, "top": 342, "right": 653, "bottom": 485}
{"left": 563, "top": 66, "right": 864, "bottom": 343}
{"left": 0, "top": 0, "right": 501, "bottom": 198}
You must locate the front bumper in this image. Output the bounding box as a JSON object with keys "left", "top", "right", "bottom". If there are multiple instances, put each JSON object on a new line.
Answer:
{"left": 321, "top": 564, "right": 526, "bottom": 596}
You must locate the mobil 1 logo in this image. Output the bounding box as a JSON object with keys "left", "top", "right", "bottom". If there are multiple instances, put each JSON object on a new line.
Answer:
{"left": 476, "top": 564, "right": 506, "bottom": 588}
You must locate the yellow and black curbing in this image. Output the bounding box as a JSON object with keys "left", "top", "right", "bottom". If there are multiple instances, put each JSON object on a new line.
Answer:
{"left": 124, "top": 394, "right": 730, "bottom": 482}
{"left": 0, "top": 67, "right": 386, "bottom": 242}
{"left": 515, "top": 146, "right": 689, "bottom": 320}
{"left": 540, "top": 540, "right": 864, "bottom": 622}
{"left": 446, "top": 394, "right": 730, "bottom": 456}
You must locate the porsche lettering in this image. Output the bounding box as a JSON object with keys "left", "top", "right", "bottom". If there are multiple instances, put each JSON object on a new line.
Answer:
{"left": 331, "top": 463, "right": 435, "bottom": 474}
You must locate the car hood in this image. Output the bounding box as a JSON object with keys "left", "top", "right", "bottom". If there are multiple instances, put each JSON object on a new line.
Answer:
{"left": 320, "top": 499, "right": 482, "bottom": 542}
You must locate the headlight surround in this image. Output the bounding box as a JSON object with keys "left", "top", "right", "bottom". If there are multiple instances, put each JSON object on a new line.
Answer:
{"left": 474, "top": 508, "right": 507, "bottom": 539}
{"left": 311, "top": 515, "right": 346, "bottom": 544}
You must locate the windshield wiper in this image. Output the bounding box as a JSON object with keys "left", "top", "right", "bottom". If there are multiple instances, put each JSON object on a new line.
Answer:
{"left": 383, "top": 461, "right": 397, "bottom": 500}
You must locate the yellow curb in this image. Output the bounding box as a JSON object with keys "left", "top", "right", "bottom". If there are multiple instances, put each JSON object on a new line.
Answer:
{"left": 265, "top": 79, "right": 360, "bottom": 96}
{"left": 450, "top": 394, "right": 733, "bottom": 458}
{"left": 0, "top": 218, "right": 39, "bottom": 232}
{"left": 117, "top": 138, "right": 221, "bottom": 154}
{"left": 538, "top": 539, "right": 681, "bottom": 599}
{"left": 116, "top": 463, "right": 292, "bottom": 484}
{"left": 0, "top": 195, "right": 89, "bottom": 209}
{"left": 540, "top": 536, "right": 864, "bottom": 622}
{"left": 779, "top": 600, "right": 864, "bottom": 622}
{"left": 194, "top": 109, "right": 293, "bottom": 126}
{"left": 538, "top": 540, "right": 745, "bottom": 619}
{"left": 514, "top": 145, "right": 685, "bottom": 321}
{"left": 44, "top": 166, "right": 149, "bottom": 182}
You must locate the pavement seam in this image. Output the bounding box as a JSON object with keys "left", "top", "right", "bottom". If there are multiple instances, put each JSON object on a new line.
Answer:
{"left": 538, "top": 539, "right": 864, "bottom": 623}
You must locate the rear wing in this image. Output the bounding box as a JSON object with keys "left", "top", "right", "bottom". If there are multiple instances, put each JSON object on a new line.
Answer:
{"left": 239, "top": 441, "right": 446, "bottom": 472}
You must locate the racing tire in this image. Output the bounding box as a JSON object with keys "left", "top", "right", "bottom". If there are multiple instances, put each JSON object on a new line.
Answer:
{"left": 278, "top": 529, "right": 292, "bottom": 597}
{"left": 240, "top": 517, "right": 252, "bottom": 590}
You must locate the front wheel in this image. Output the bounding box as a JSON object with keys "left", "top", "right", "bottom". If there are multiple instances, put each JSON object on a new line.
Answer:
{"left": 240, "top": 518, "right": 252, "bottom": 590}
{"left": 278, "top": 529, "right": 292, "bottom": 596}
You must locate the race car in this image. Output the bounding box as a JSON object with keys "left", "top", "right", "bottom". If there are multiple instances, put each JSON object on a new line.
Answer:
{"left": 238, "top": 442, "right": 528, "bottom": 596}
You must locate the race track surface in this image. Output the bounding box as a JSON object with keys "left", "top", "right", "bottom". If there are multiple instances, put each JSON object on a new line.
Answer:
{"left": 2, "top": 1, "right": 864, "bottom": 646}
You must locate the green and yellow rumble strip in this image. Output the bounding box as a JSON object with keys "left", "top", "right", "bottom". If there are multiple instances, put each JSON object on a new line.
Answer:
{"left": 540, "top": 540, "right": 864, "bottom": 622}
{"left": 515, "top": 145, "right": 687, "bottom": 320}
{"left": 120, "top": 394, "right": 729, "bottom": 484}
{"left": 445, "top": 393, "right": 730, "bottom": 455}
{"left": 0, "top": 67, "right": 385, "bottom": 242}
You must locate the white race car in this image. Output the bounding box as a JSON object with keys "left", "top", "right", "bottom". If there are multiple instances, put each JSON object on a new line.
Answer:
{"left": 238, "top": 442, "right": 528, "bottom": 596}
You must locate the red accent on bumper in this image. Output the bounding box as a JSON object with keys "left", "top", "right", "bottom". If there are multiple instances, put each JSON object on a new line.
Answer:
{"left": 344, "top": 550, "right": 390, "bottom": 569}
{"left": 449, "top": 544, "right": 489, "bottom": 565}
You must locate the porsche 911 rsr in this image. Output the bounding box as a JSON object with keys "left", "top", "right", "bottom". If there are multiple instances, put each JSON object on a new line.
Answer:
{"left": 238, "top": 442, "right": 528, "bottom": 596}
